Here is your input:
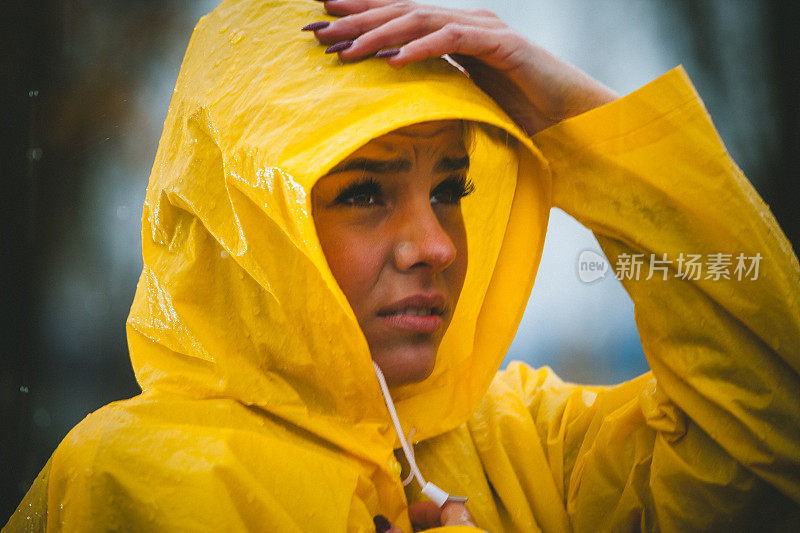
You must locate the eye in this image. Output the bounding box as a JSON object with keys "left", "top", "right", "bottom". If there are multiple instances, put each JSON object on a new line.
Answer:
{"left": 333, "top": 177, "right": 383, "bottom": 207}
{"left": 430, "top": 175, "right": 475, "bottom": 205}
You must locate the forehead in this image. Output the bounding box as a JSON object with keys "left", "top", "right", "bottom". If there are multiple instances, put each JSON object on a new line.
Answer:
{"left": 348, "top": 120, "right": 465, "bottom": 158}
{"left": 388, "top": 120, "right": 462, "bottom": 138}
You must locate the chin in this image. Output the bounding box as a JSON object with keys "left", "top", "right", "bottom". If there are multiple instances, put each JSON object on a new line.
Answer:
{"left": 372, "top": 343, "right": 438, "bottom": 387}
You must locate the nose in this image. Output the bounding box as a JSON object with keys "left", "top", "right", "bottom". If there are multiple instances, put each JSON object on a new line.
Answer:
{"left": 392, "top": 202, "right": 458, "bottom": 274}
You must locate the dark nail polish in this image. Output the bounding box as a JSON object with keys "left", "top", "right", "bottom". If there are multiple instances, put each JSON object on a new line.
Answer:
{"left": 373, "top": 515, "right": 391, "bottom": 533}
{"left": 375, "top": 49, "right": 400, "bottom": 58}
{"left": 325, "top": 40, "right": 353, "bottom": 54}
{"left": 301, "top": 21, "right": 330, "bottom": 31}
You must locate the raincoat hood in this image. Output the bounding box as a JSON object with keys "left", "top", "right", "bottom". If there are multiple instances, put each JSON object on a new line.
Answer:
{"left": 127, "top": 0, "right": 550, "bottom": 456}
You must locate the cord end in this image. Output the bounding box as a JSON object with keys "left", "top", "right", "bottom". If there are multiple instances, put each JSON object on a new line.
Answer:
{"left": 421, "top": 482, "right": 449, "bottom": 507}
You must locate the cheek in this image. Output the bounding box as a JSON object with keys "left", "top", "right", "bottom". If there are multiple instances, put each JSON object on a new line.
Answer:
{"left": 317, "top": 222, "right": 387, "bottom": 314}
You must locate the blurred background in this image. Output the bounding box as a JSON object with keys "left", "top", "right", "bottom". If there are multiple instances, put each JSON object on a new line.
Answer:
{"left": 2, "top": 0, "right": 798, "bottom": 519}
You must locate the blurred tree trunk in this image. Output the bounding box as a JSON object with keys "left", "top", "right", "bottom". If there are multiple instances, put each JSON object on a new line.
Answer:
{"left": 1, "top": 0, "right": 183, "bottom": 518}
{"left": 764, "top": 1, "right": 800, "bottom": 250}
{"left": 1, "top": 0, "right": 51, "bottom": 517}
{"left": 669, "top": 0, "right": 799, "bottom": 251}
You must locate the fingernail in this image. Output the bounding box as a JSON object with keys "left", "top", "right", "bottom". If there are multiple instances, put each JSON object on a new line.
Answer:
{"left": 325, "top": 40, "right": 353, "bottom": 54}
{"left": 373, "top": 515, "right": 391, "bottom": 533}
{"left": 301, "top": 21, "right": 330, "bottom": 31}
{"left": 375, "top": 49, "right": 400, "bottom": 58}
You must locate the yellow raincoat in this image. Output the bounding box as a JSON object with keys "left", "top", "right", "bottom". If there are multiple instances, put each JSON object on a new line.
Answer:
{"left": 6, "top": 0, "right": 800, "bottom": 531}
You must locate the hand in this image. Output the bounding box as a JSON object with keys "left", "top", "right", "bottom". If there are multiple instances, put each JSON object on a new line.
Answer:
{"left": 373, "top": 502, "right": 478, "bottom": 533}
{"left": 306, "top": 0, "right": 618, "bottom": 135}
{"left": 372, "top": 501, "right": 477, "bottom": 532}
{"left": 409, "top": 501, "right": 477, "bottom": 530}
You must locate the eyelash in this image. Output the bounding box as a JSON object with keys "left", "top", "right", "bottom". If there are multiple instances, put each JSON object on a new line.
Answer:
{"left": 333, "top": 175, "right": 475, "bottom": 207}
{"left": 433, "top": 175, "right": 475, "bottom": 205}
{"left": 334, "top": 177, "right": 382, "bottom": 207}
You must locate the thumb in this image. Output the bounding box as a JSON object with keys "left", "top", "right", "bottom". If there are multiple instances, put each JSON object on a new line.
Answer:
{"left": 440, "top": 501, "right": 477, "bottom": 527}
{"left": 408, "top": 501, "right": 441, "bottom": 529}
{"left": 408, "top": 500, "right": 478, "bottom": 529}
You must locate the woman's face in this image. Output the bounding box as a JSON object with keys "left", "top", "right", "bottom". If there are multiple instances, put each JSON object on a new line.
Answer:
{"left": 312, "top": 121, "right": 471, "bottom": 387}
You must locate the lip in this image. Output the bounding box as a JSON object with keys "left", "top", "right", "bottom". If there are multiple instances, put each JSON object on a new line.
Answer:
{"left": 377, "top": 293, "right": 446, "bottom": 334}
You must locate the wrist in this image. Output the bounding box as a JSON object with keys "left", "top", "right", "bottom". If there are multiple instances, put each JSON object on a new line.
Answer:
{"left": 513, "top": 44, "right": 618, "bottom": 128}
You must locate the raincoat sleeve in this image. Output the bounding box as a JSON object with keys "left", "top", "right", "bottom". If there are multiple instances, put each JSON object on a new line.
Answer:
{"left": 486, "top": 66, "right": 800, "bottom": 530}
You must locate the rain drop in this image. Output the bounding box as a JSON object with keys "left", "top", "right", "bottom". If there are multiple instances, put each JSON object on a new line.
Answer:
{"left": 115, "top": 204, "right": 129, "bottom": 220}
{"left": 229, "top": 31, "right": 244, "bottom": 45}
{"left": 27, "top": 147, "right": 43, "bottom": 161}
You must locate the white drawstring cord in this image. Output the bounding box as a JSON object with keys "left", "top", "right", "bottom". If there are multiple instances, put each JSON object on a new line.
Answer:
{"left": 401, "top": 428, "right": 416, "bottom": 487}
{"left": 372, "top": 362, "right": 468, "bottom": 508}
{"left": 373, "top": 362, "right": 427, "bottom": 489}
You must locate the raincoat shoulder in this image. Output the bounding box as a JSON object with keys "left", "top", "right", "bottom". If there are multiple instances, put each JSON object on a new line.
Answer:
{"left": 6, "top": 393, "right": 384, "bottom": 531}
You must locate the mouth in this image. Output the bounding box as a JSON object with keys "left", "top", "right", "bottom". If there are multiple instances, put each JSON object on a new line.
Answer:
{"left": 377, "top": 293, "right": 446, "bottom": 334}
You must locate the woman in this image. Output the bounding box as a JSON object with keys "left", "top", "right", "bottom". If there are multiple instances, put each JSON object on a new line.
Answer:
{"left": 5, "top": 0, "right": 799, "bottom": 531}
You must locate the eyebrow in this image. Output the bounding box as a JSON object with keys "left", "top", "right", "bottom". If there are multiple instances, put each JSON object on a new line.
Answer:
{"left": 326, "top": 156, "right": 470, "bottom": 176}
{"left": 434, "top": 156, "right": 470, "bottom": 173}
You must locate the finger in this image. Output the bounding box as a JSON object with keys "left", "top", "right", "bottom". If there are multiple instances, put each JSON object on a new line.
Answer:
{"left": 373, "top": 514, "right": 392, "bottom": 533}
{"left": 440, "top": 501, "right": 477, "bottom": 527}
{"left": 384, "top": 25, "right": 516, "bottom": 69}
{"left": 314, "top": 3, "right": 500, "bottom": 53}
{"left": 338, "top": 9, "right": 500, "bottom": 61}
{"left": 312, "top": 3, "right": 413, "bottom": 45}
{"left": 373, "top": 514, "right": 406, "bottom": 533}
{"left": 321, "top": 0, "right": 409, "bottom": 17}
{"left": 338, "top": 9, "right": 445, "bottom": 58}
{"left": 408, "top": 501, "right": 441, "bottom": 529}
